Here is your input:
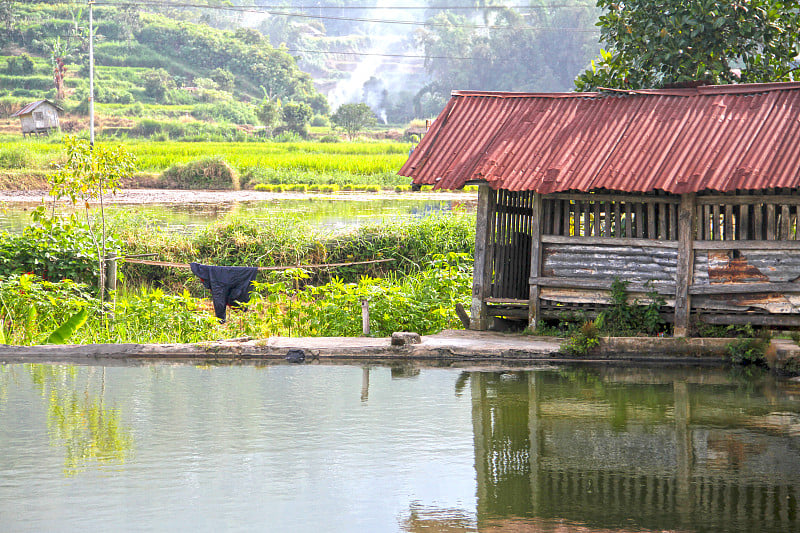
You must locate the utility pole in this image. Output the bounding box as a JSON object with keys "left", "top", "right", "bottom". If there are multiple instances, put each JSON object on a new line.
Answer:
{"left": 89, "top": 0, "right": 94, "bottom": 147}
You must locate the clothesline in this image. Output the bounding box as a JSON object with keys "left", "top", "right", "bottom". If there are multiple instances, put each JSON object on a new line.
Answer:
{"left": 124, "top": 258, "right": 396, "bottom": 270}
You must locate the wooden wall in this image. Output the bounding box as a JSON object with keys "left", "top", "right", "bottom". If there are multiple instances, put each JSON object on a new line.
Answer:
{"left": 472, "top": 186, "right": 800, "bottom": 332}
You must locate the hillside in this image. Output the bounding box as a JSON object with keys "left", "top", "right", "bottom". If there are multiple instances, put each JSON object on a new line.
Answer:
{"left": 0, "top": 1, "right": 330, "bottom": 140}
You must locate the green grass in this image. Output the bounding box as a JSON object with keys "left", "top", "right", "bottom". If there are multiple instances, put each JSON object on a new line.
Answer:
{"left": 3, "top": 139, "right": 412, "bottom": 186}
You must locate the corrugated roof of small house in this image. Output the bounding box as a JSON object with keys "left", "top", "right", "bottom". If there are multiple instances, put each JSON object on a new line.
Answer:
{"left": 11, "top": 99, "right": 63, "bottom": 117}
{"left": 399, "top": 82, "right": 800, "bottom": 194}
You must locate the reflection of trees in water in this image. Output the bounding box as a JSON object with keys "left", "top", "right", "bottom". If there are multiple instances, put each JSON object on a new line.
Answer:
{"left": 466, "top": 368, "right": 800, "bottom": 532}
{"left": 28, "top": 364, "right": 133, "bottom": 476}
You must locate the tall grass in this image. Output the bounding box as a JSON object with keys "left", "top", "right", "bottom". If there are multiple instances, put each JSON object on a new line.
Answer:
{"left": 4, "top": 139, "right": 411, "bottom": 185}
{"left": 113, "top": 211, "right": 476, "bottom": 287}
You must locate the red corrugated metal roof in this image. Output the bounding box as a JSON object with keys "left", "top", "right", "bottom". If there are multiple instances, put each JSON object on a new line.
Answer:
{"left": 399, "top": 82, "right": 800, "bottom": 193}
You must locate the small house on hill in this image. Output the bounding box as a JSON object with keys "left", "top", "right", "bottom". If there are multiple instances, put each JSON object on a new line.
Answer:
{"left": 11, "top": 99, "right": 62, "bottom": 137}
{"left": 399, "top": 82, "right": 800, "bottom": 336}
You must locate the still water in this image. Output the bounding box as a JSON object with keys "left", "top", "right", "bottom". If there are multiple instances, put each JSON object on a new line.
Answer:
{"left": 1, "top": 363, "right": 799, "bottom": 532}
{"left": 0, "top": 197, "right": 463, "bottom": 234}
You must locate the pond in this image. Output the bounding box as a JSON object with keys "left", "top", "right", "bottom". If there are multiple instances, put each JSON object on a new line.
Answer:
{"left": 0, "top": 193, "right": 474, "bottom": 234}
{"left": 2, "top": 363, "right": 799, "bottom": 532}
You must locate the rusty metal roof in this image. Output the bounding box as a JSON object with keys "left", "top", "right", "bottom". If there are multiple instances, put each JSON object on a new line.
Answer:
{"left": 11, "top": 99, "right": 62, "bottom": 117}
{"left": 399, "top": 82, "right": 800, "bottom": 193}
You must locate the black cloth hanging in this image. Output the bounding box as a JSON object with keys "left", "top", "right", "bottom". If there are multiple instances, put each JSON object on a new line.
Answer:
{"left": 190, "top": 263, "right": 259, "bottom": 322}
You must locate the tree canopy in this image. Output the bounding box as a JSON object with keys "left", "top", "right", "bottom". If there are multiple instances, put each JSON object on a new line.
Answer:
{"left": 331, "top": 103, "right": 377, "bottom": 141}
{"left": 575, "top": 0, "right": 800, "bottom": 91}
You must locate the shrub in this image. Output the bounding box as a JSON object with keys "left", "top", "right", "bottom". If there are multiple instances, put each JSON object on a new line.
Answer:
{"left": 319, "top": 134, "right": 340, "bottom": 143}
{"left": 559, "top": 321, "right": 601, "bottom": 356}
{"left": 0, "top": 215, "right": 108, "bottom": 285}
{"left": 727, "top": 330, "right": 772, "bottom": 367}
{"left": 311, "top": 114, "right": 330, "bottom": 127}
{"left": 160, "top": 158, "right": 240, "bottom": 190}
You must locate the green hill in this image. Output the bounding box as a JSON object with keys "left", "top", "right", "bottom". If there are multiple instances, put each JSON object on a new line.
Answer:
{"left": 0, "top": 1, "right": 329, "bottom": 140}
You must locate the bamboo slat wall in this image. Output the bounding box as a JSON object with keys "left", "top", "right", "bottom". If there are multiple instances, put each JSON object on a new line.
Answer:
{"left": 473, "top": 186, "right": 800, "bottom": 331}
{"left": 488, "top": 190, "right": 534, "bottom": 300}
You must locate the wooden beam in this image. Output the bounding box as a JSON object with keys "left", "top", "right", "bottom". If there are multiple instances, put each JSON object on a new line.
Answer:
{"left": 541, "top": 235, "right": 679, "bottom": 248}
{"left": 528, "top": 193, "right": 543, "bottom": 330}
{"left": 529, "top": 276, "right": 676, "bottom": 295}
{"left": 689, "top": 282, "right": 800, "bottom": 295}
{"left": 674, "top": 193, "right": 696, "bottom": 337}
{"left": 471, "top": 184, "right": 495, "bottom": 330}
{"left": 699, "top": 314, "right": 800, "bottom": 326}
{"left": 696, "top": 194, "right": 800, "bottom": 205}
{"left": 693, "top": 240, "right": 800, "bottom": 250}
{"left": 545, "top": 192, "right": 680, "bottom": 204}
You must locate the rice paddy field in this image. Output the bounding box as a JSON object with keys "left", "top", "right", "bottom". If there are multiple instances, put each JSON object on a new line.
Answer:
{"left": 0, "top": 137, "right": 413, "bottom": 188}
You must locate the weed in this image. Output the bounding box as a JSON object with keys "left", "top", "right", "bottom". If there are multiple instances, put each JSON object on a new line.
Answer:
{"left": 559, "top": 321, "right": 600, "bottom": 356}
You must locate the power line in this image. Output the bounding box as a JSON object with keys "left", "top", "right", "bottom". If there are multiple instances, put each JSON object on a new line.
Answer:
{"left": 92, "top": 2, "right": 601, "bottom": 32}
{"left": 285, "top": 47, "right": 473, "bottom": 60}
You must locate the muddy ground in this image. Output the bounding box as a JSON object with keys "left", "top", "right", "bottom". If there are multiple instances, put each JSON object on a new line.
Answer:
{"left": 0, "top": 188, "right": 476, "bottom": 206}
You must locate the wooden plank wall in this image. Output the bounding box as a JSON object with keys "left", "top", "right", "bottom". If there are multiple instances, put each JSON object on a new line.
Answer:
{"left": 478, "top": 188, "right": 800, "bottom": 330}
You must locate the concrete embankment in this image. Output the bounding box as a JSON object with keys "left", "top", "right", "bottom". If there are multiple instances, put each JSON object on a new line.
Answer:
{"left": 3, "top": 329, "right": 799, "bottom": 373}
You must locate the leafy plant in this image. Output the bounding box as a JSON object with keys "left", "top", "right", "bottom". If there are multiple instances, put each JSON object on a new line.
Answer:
{"left": 559, "top": 321, "right": 600, "bottom": 356}
{"left": 727, "top": 329, "right": 772, "bottom": 367}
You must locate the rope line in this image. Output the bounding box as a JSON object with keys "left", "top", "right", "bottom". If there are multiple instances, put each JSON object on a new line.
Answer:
{"left": 124, "top": 258, "right": 395, "bottom": 270}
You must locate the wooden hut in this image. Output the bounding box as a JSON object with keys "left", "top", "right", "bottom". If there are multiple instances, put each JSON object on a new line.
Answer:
{"left": 11, "top": 99, "right": 62, "bottom": 137}
{"left": 399, "top": 82, "right": 800, "bottom": 336}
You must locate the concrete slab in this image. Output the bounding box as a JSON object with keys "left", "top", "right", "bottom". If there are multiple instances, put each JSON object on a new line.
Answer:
{"left": 0, "top": 330, "right": 796, "bottom": 374}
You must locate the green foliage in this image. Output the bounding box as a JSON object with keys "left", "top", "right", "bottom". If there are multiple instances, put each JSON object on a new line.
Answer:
{"left": 331, "top": 103, "right": 377, "bottom": 140}
{"left": 44, "top": 308, "right": 87, "bottom": 344}
{"left": 575, "top": 0, "right": 800, "bottom": 90}
{"left": 0, "top": 209, "right": 106, "bottom": 285}
{"left": 255, "top": 97, "right": 281, "bottom": 136}
{"left": 0, "top": 274, "right": 94, "bottom": 345}
{"left": 0, "top": 146, "right": 30, "bottom": 168}
{"left": 281, "top": 101, "right": 313, "bottom": 137}
{"left": 191, "top": 100, "right": 258, "bottom": 125}
{"left": 595, "top": 279, "right": 666, "bottom": 336}
{"left": 5, "top": 53, "right": 34, "bottom": 75}
{"left": 727, "top": 329, "right": 772, "bottom": 367}
{"left": 50, "top": 136, "right": 136, "bottom": 206}
{"left": 141, "top": 67, "right": 175, "bottom": 101}
{"left": 159, "top": 157, "right": 239, "bottom": 190}
{"left": 559, "top": 321, "right": 600, "bottom": 356}
{"left": 238, "top": 253, "right": 473, "bottom": 338}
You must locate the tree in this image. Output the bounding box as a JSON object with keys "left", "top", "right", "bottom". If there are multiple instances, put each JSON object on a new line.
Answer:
{"left": 281, "top": 101, "right": 313, "bottom": 137}
{"left": 141, "top": 68, "right": 175, "bottom": 102}
{"left": 331, "top": 103, "right": 377, "bottom": 141}
{"left": 50, "top": 136, "right": 135, "bottom": 300}
{"left": 256, "top": 96, "right": 282, "bottom": 137}
{"left": 575, "top": 0, "right": 800, "bottom": 91}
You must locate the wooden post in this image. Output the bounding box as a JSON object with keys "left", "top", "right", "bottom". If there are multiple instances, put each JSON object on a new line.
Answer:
{"left": 471, "top": 184, "right": 496, "bottom": 330}
{"left": 105, "top": 252, "right": 117, "bottom": 301}
{"left": 674, "top": 193, "right": 695, "bottom": 337}
{"left": 361, "top": 299, "right": 370, "bottom": 336}
{"left": 528, "top": 193, "right": 543, "bottom": 330}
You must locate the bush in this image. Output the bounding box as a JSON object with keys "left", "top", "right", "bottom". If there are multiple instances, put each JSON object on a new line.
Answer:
{"left": 319, "top": 134, "right": 340, "bottom": 143}
{"left": 559, "top": 321, "right": 600, "bottom": 356}
{"left": 0, "top": 215, "right": 107, "bottom": 286}
{"left": 311, "top": 114, "right": 330, "bottom": 127}
{"left": 727, "top": 329, "right": 772, "bottom": 366}
{"left": 191, "top": 100, "right": 257, "bottom": 124}
{"left": 160, "top": 157, "right": 240, "bottom": 190}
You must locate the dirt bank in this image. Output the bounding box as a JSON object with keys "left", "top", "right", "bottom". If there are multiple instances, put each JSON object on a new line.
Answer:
{"left": 0, "top": 188, "right": 476, "bottom": 206}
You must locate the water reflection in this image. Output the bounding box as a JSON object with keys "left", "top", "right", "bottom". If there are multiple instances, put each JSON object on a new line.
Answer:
{"left": 14, "top": 365, "right": 132, "bottom": 476}
{"left": 465, "top": 368, "right": 800, "bottom": 532}
{"left": 1, "top": 363, "right": 799, "bottom": 532}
